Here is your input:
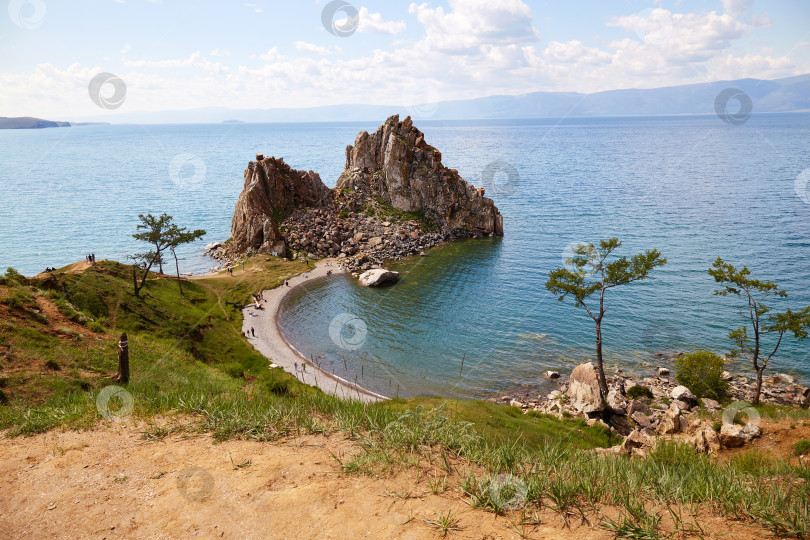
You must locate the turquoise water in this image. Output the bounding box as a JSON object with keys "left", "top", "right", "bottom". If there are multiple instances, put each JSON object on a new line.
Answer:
{"left": 2, "top": 115, "right": 809, "bottom": 397}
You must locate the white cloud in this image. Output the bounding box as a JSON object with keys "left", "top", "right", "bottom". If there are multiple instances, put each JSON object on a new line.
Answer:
{"left": 211, "top": 49, "right": 230, "bottom": 57}
{"left": 294, "top": 41, "right": 338, "bottom": 56}
{"left": 544, "top": 41, "right": 611, "bottom": 65}
{"left": 258, "top": 47, "right": 284, "bottom": 62}
{"left": 408, "top": 0, "right": 540, "bottom": 52}
{"left": 357, "top": 7, "right": 406, "bottom": 35}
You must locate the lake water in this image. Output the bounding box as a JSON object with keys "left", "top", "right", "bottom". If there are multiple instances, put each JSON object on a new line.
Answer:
{"left": 2, "top": 115, "right": 809, "bottom": 398}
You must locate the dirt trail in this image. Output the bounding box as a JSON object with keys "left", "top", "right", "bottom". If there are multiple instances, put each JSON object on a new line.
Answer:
{"left": 0, "top": 424, "right": 620, "bottom": 540}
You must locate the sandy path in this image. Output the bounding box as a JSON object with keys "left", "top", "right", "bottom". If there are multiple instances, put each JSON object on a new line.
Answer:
{"left": 0, "top": 424, "right": 623, "bottom": 540}
{"left": 242, "top": 260, "right": 386, "bottom": 403}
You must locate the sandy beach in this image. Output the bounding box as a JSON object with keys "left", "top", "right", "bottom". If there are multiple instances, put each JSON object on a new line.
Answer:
{"left": 241, "top": 259, "right": 386, "bottom": 403}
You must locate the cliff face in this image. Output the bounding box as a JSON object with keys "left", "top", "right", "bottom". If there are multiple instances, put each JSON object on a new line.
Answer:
{"left": 230, "top": 155, "right": 330, "bottom": 254}
{"left": 336, "top": 115, "right": 503, "bottom": 236}
{"left": 227, "top": 116, "right": 503, "bottom": 268}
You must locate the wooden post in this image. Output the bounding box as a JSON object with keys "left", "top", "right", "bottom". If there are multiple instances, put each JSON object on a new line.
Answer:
{"left": 117, "top": 332, "right": 129, "bottom": 384}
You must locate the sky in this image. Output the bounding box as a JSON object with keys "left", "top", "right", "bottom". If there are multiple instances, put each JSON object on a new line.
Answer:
{"left": 1, "top": 0, "right": 809, "bottom": 118}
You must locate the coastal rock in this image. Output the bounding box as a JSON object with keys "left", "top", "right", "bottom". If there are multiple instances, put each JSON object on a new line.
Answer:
{"left": 658, "top": 403, "right": 682, "bottom": 435}
{"left": 657, "top": 367, "right": 670, "bottom": 377}
{"left": 606, "top": 389, "right": 628, "bottom": 415}
{"left": 671, "top": 385, "right": 696, "bottom": 404}
{"left": 700, "top": 398, "right": 721, "bottom": 411}
{"left": 568, "top": 363, "right": 605, "bottom": 414}
{"left": 335, "top": 115, "right": 503, "bottom": 236}
{"left": 631, "top": 411, "right": 657, "bottom": 431}
{"left": 719, "top": 422, "right": 761, "bottom": 448}
{"left": 544, "top": 370, "right": 560, "bottom": 380}
{"left": 231, "top": 156, "right": 330, "bottom": 254}
{"left": 358, "top": 268, "right": 399, "bottom": 287}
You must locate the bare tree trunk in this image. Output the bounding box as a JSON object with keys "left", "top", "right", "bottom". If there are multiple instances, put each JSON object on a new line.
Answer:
{"left": 171, "top": 247, "right": 183, "bottom": 295}
{"left": 117, "top": 332, "right": 129, "bottom": 384}
{"left": 753, "top": 367, "right": 764, "bottom": 405}
{"left": 595, "top": 320, "right": 609, "bottom": 398}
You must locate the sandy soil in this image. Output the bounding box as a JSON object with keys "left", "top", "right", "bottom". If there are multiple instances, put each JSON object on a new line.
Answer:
{"left": 0, "top": 423, "right": 623, "bottom": 540}
{"left": 241, "top": 260, "right": 385, "bottom": 403}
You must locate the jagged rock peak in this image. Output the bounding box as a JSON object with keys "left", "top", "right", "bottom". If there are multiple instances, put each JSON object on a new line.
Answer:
{"left": 230, "top": 155, "right": 330, "bottom": 254}
{"left": 336, "top": 114, "right": 503, "bottom": 236}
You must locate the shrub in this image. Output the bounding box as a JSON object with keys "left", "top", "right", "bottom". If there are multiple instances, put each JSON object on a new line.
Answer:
{"left": 0, "top": 267, "right": 25, "bottom": 286}
{"left": 675, "top": 350, "right": 729, "bottom": 402}
{"left": 627, "top": 385, "right": 653, "bottom": 400}
{"left": 794, "top": 439, "right": 810, "bottom": 456}
{"left": 262, "top": 378, "right": 291, "bottom": 397}
{"left": 2, "top": 286, "right": 35, "bottom": 310}
{"left": 88, "top": 321, "right": 105, "bottom": 334}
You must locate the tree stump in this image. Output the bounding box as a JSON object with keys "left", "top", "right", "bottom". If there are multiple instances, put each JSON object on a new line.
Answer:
{"left": 117, "top": 332, "right": 129, "bottom": 384}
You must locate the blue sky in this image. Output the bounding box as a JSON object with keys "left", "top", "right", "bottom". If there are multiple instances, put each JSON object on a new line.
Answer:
{"left": 1, "top": 0, "right": 808, "bottom": 118}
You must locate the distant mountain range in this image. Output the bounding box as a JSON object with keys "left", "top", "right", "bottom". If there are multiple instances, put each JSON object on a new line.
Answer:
{"left": 0, "top": 116, "right": 71, "bottom": 129}
{"left": 22, "top": 74, "right": 810, "bottom": 125}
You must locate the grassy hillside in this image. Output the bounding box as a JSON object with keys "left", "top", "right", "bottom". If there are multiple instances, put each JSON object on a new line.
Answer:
{"left": 1, "top": 260, "right": 809, "bottom": 537}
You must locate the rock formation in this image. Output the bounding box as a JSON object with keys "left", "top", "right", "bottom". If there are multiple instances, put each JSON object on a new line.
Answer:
{"left": 230, "top": 155, "right": 331, "bottom": 255}
{"left": 358, "top": 268, "right": 400, "bottom": 287}
{"left": 222, "top": 116, "right": 504, "bottom": 272}
{"left": 336, "top": 115, "right": 503, "bottom": 236}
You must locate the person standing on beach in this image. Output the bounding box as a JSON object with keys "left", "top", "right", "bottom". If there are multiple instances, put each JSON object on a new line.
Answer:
{"left": 294, "top": 362, "right": 298, "bottom": 372}
{"left": 251, "top": 327, "right": 255, "bottom": 337}
{"left": 302, "top": 362, "right": 306, "bottom": 372}
{"left": 242, "top": 261, "right": 245, "bottom": 271}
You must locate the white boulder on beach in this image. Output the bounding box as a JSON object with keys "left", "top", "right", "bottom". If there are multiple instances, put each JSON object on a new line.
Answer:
{"left": 358, "top": 268, "right": 400, "bottom": 287}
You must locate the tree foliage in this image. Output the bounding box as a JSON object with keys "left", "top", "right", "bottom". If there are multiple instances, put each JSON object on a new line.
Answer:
{"left": 708, "top": 257, "right": 810, "bottom": 404}
{"left": 546, "top": 238, "right": 666, "bottom": 398}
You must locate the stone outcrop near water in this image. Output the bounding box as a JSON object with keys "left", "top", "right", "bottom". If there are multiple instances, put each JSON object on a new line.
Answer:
{"left": 221, "top": 115, "right": 503, "bottom": 272}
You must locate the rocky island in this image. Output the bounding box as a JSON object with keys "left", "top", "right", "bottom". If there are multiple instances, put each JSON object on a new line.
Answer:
{"left": 216, "top": 115, "right": 503, "bottom": 275}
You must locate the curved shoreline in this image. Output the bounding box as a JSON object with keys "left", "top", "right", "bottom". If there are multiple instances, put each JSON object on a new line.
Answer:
{"left": 242, "top": 259, "right": 387, "bottom": 403}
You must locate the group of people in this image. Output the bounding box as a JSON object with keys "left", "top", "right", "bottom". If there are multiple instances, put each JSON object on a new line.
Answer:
{"left": 43, "top": 267, "right": 57, "bottom": 273}
{"left": 85, "top": 253, "right": 96, "bottom": 265}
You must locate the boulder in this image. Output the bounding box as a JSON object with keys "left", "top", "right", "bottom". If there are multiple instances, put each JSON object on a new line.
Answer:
{"left": 609, "top": 414, "right": 633, "bottom": 436}
{"left": 775, "top": 373, "right": 797, "bottom": 385}
{"left": 700, "top": 398, "right": 721, "bottom": 411}
{"left": 719, "top": 422, "right": 761, "bottom": 448}
{"left": 657, "top": 367, "right": 670, "bottom": 377}
{"left": 671, "top": 385, "right": 697, "bottom": 403}
{"left": 658, "top": 403, "right": 682, "bottom": 435}
{"left": 358, "top": 268, "right": 400, "bottom": 287}
{"left": 509, "top": 400, "right": 524, "bottom": 408}
{"left": 544, "top": 370, "right": 560, "bottom": 380}
{"left": 621, "top": 429, "right": 652, "bottom": 456}
{"left": 568, "top": 363, "right": 605, "bottom": 414}
{"left": 606, "top": 389, "right": 628, "bottom": 415}
{"left": 631, "top": 411, "right": 656, "bottom": 431}
{"left": 627, "top": 400, "right": 652, "bottom": 416}
{"left": 692, "top": 423, "right": 721, "bottom": 454}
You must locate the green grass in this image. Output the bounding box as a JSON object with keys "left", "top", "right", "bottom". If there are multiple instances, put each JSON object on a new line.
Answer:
{"left": 1, "top": 260, "right": 809, "bottom": 537}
